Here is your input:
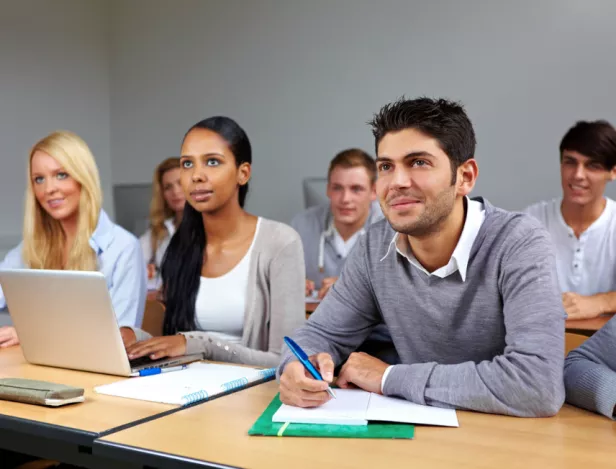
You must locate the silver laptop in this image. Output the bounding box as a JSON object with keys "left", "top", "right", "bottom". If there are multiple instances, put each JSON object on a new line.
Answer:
{"left": 0, "top": 269, "right": 201, "bottom": 376}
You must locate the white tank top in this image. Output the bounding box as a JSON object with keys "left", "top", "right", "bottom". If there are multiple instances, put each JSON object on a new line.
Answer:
{"left": 194, "top": 218, "right": 261, "bottom": 344}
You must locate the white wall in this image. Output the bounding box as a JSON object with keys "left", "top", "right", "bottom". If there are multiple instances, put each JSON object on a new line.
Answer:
{"left": 109, "top": 0, "right": 616, "bottom": 224}
{"left": 0, "top": 0, "right": 112, "bottom": 256}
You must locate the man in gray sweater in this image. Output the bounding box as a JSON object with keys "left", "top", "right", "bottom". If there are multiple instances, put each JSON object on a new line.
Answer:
{"left": 565, "top": 316, "right": 616, "bottom": 418}
{"left": 278, "top": 97, "right": 565, "bottom": 417}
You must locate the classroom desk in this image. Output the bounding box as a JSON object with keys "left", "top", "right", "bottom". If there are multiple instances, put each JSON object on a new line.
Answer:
{"left": 305, "top": 300, "right": 319, "bottom": 315}
{"left": 147, "top": 289, "right": 159, "bottom": 302}
{"left": 95, "top": 380, "right": 616, "bottom": 469}
{"left": 566, "top": 314, "right": 613, "bottom": 334}
{"left": 0, "top": 346, "right": 175, "bottom": 467}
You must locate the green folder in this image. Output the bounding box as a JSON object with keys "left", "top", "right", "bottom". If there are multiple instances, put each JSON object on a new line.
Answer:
{"left": 248, "top": 393, "right": 415, "bottom": 439}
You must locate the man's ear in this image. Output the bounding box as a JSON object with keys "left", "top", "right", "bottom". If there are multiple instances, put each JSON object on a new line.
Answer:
{"left": 456, "top": 159, "right": 478, "bottom": 197}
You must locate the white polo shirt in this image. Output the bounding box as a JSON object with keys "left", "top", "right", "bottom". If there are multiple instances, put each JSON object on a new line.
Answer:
{"left": 524, "top": 197, "right": 616, "bottom": 295}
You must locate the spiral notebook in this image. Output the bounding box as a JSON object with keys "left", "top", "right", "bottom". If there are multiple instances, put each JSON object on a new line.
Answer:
{"left": 94, "top": 362, "right": 275, "bottom": 405}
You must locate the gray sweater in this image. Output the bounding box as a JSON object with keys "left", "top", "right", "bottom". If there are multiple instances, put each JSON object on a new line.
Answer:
{"left": 133, "top": 218, "right": 306, "bottom": 368}
{"left": 564, "top": 315, "right": 616, "bottom": 418}
{"left": 279, "top": 198, "right": 566, "bottom": 417}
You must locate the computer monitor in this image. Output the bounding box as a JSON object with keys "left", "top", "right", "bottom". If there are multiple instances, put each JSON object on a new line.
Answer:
{"left": 112, "top": 183, "right": 152, "bottom": 236}
{"left": 303, "top": 177, "right": 328, "bottom": 209}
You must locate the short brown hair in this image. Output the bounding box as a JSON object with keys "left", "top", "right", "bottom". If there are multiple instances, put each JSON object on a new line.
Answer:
{"left": 560, "top": 120, "right": 616, "bottom": 170}
{"left": 327, "top": 148, "right": 376, "bottom": 183}
{"left": 369, "top": 96, "right": 476, "bottom": 185}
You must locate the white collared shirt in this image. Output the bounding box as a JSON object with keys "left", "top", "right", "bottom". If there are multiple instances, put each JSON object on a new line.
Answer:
{"left": 524, "top": 197, "right": 616, "bottom": 295}
{"left": 380, "top": 197, "right": 485, "bottom": 390}
{"left": 380, "top": 197, "right": 486, "bottom": 281}
{"left": 140, "top": 217, "right": 176, "bottom": 290}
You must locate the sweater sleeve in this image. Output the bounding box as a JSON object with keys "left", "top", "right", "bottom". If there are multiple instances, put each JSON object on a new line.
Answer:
{"left": 277, "top": 235, "right": 381, "bottom": 377}
{"left": 564, "top": 315, "right": 616, "bottom": 419}
{"left": 383, "top": 227, "right": 565, "bottom": 417}
{"left": 182, "top": 235, "right": 307, "bottom": 368}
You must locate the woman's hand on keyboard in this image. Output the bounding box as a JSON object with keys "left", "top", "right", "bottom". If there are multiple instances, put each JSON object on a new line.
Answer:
{"left": 120, "top": 327, "right": 137, "bottom": 348}
{"left": 126, "top": 335, "right": 187, "bottom": 360}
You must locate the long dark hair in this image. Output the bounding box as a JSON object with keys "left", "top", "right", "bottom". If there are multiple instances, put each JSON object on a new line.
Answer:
{"left": 161, "top": 116, "right": 252, "bottom": 335}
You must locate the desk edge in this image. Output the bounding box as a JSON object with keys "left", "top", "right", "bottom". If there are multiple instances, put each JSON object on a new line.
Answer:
{"left": 94, "top": 439, "right": 241, "bottom": 469}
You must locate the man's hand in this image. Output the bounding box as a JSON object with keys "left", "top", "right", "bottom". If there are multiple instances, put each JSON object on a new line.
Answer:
{"left": 120, "top": 327, "right": 137, "bottom": 348}
{"left": 336, "top": 352, "right": 389, "bottom": 394}
{"left": 0, "top": 326, "right": 19, "bottom": 348}
{"left": 147, "top": 263, "right": 157, "bottom": 280}
{"left": 126, "top": 335, "right": 187, "bottom": 360}
{"left": 563, "top": 292, "right": 606, "bottom": 320}
{"left": 318, "top": 277, "right": 338, "bottom": 300}
{"left": 305, "top": 279, "right": 315, "bottom": 297}
{"left": 280, "top": 352, "right": 334, "bottom": 408}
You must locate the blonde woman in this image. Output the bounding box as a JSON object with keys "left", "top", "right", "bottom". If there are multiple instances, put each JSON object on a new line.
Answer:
{"left": 139, "top": 157, "right": 185, "bottom": 290}
{"left": 0, "top": 131, "right": 146, "bottom": 348}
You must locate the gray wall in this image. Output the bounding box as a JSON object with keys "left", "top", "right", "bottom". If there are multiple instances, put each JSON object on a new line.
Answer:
{"left": 109, "top": 0, "right": 616, "bottom": 224}
{"left": 0, "top": 0, "right": 113, "bottom": 256}
{"left": 1, "top": 0, "right": 615, "bottom": 243}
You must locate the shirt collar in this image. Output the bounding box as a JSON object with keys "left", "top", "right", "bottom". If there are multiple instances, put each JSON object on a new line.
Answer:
{"left": 164, "top": 217, "right": 176, "bottom": 235}
{"left": 324, "top": 207, "right": 371, "bottom": 239}
{"left": 379, "top": 197, "right": 485, "bottom": 282}
{"left": 557, "top": 197, "right": 614, "bottom": 235}
{"left": 89, "top": 210, "right": 115, "bottom": 255}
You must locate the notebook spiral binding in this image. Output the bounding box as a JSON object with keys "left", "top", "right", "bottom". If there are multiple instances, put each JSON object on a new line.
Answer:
{"left": 181, "top": 389, "right": 210, "bottom": 405}
{"left": 259, "top": 368, "right": 276, "bottom": 379}
{"left": 180, "top": 368, "right": 276, "bottom": 405}
{"left": 222, "top": 377, "right": 249, "bottom": 392}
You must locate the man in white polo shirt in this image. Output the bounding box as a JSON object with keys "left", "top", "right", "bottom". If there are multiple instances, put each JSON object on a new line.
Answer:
{"left": 525, "top": 120, "right": 616, "bottom": 320}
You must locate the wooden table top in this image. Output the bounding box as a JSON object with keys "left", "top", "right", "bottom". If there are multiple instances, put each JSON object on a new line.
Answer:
{"left": 98, "top": 380, "right": 616, "bottom": 469}
{"left": 0, "top": 346, "right": 174, "bottom": 435}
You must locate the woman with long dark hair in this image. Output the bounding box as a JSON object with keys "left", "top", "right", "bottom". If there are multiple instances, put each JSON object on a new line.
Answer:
{"left": 124, "top": 117, "right": 305, "bottom": 367}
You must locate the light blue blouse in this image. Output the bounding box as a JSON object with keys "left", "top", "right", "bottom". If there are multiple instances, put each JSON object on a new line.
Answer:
{"left": 0, "top": 210, "right": 146, "bottom": 327}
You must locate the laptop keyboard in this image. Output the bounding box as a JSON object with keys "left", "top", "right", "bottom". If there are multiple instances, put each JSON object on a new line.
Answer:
{"left": 129, "top": 355, "right": 166, "bottom": 368}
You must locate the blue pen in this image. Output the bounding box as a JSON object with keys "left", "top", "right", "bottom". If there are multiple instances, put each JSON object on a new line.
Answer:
{"left": 283, "top": 336, "right": 336, "bottom": 399}
{"left": 132, "top": 364, "right": 187, "bottom": 377}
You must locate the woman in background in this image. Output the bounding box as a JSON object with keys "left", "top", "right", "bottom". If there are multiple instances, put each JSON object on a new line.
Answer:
{"left": 140, "top": 157, "right": 185, "bottom": 290}
{"left": 125, "top": 116, "right": 305, "bottom": 368}
{"left": 0, "top": 130, "right": 146, "bottom": 348}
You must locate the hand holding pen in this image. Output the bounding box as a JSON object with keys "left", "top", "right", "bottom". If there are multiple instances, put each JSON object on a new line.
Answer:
{"left": 279, "top": 336, "right": 337, "bottom": 408}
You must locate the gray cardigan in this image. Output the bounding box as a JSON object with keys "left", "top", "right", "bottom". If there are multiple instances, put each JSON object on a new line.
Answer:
{"left": 564, "top": 315, "right": 616, "bottom": 418}
{"left": 133, "top": 218, "right": 306, "bottom": 368}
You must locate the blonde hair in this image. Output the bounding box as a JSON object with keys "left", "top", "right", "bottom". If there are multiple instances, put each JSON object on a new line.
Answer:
{"left": 148, "top": 157, "right": 181, "bottom": 262}
{"left": 22, "top": 131, "right": 102, "bottom": 271}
